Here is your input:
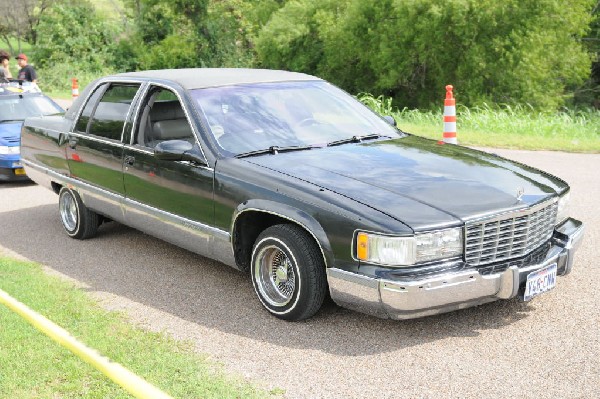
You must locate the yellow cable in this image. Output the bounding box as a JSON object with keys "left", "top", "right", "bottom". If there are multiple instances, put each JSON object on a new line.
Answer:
{"left": 0, "top": 288, "right": 173, "bottom": 399}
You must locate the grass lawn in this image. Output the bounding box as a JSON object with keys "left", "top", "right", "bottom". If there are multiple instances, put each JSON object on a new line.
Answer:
{"left": 0, "top": 256, "right": 279, "bottom": 398}
{"left": 359, "top": 94, "right": 600, "bottom": 153}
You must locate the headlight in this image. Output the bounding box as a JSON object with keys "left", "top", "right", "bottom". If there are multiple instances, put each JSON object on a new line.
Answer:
{"left": 415, "top": 228, "right": 463, "bottom": 263}
{"left": 0, "top": 145, "right": 20, "bottom": 155}
{"left": 356, "top": 228, "right": 463, "bottom": 267}
{"left": 556, "top": 192, "right": 570, "bottom": 225}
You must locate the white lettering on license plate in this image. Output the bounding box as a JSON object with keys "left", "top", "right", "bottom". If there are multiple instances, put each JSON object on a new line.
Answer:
{"left": 524, "top": 263, "right": 557, "bottom": 301}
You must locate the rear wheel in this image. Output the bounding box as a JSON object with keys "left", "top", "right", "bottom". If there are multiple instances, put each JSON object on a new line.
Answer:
{"left": 58, "top": 187, "right": 98, "bottom": 239}
{"left": 251, "top": 224, "right": 327, "bottom": 321}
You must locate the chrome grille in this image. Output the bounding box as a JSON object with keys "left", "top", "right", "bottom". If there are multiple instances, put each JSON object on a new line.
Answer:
{"left": 465, "top": 200, "right": 558, "bottom": 266}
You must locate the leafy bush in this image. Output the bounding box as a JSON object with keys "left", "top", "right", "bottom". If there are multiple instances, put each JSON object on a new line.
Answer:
{"left": 31, "top": 1, "right": 120, "bottom": 91}
{"left": 256, "top": 0, "right": 595, "bottom": 111}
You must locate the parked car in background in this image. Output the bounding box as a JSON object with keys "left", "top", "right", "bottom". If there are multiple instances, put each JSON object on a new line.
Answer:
{"left": 20, "top": 69, "right": 584, "bottom": 321}
{"left": 0, "top": 83, "right": 64, "bottom": 181}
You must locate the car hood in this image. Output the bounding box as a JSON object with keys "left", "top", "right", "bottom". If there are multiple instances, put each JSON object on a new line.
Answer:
{"left": 0, "top": 122, "right": 22, "bottom": 144}
{"left": 246, "top": 135, "right": 567, "bottom": 230}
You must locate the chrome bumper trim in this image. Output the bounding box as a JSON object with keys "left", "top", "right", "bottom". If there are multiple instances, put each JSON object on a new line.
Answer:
{"left": 327, "top": 218, "right": 584, "bottom": 320}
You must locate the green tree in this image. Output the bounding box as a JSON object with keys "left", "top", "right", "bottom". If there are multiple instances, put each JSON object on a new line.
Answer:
{"left": 206, "top": 0, "right": 285, "bottom": 68}
{"left": 576, "top": 0, "right": 600, "bottom": 107}
{"left": 35, "top": 1, "right": 116, "bottom": 69}
{"left": 33, "top": 0, "right": 119, "bottom": 89}
{"left": 0, "top": 0, "right": 56, "bottom": 52}
{"left": 256, "top": 0, "right": 595, "bottom": 110}
{"left": 119, "top": 0, "right": 260, "bottom": 70}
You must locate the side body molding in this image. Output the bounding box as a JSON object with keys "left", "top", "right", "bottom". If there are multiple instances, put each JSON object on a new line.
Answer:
{"left": 22, "top": 159, "right": 236, "bottom": 269}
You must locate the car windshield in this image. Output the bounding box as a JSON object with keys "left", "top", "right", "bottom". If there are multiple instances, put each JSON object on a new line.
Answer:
{"left": 190, "top": 81, "right": 400, "bottom": 155}
{"left": 0, "top": 95, "right": 63, "bottom": 122}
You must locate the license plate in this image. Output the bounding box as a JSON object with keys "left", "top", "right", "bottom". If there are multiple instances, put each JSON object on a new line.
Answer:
{"left": 14, "top": 168, "right": 26, "bottom": 175}
{"left": 524, "top": 263, "right": 557, "bottom": 301}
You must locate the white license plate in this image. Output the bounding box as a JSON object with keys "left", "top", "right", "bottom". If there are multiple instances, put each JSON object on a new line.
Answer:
{"left": 524, "top": 263, "right": 557, "bottom": 301}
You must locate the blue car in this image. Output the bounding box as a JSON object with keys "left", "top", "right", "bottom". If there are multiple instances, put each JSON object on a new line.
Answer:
{"left": 0, "top": 85, "right": 64, "bottom": 181}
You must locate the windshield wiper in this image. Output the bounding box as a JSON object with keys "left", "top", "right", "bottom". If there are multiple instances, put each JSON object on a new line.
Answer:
{"left": 327, "top": 133, "right": 390, "bottom": 147}
{"left": 235, "top": 145, "right": 314, "bottom": 158}
{"left": 0, "top": 119, "right": 23, "bottom": 123}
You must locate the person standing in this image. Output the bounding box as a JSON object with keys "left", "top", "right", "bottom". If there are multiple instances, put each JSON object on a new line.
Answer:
{"left": 16, "top": 53, "right": 37, "bottom": 83}
{"left": 0, "top": 50, "right": 11, "bottom": 82}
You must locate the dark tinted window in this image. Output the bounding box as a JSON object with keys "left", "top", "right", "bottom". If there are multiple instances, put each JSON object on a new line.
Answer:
{"left": 88, "top": 84, "right": 140, "bottom": 141}
{"left": 74, "top": 83, "right": 107, "bottom": 133}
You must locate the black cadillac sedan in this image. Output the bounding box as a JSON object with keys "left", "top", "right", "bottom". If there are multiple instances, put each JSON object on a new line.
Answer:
{"left": 20, "top": 69, "right": 584, "bottom": 321}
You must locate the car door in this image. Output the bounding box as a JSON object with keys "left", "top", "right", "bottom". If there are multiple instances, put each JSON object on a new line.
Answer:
{"left": 122, "top": 84, "right": 218, "bottom": 258}
{"left": 67, "top": 82, "right": 142, "bottom": 217}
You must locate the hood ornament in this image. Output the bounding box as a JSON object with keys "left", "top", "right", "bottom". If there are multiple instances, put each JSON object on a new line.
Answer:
{"left": 516, "top": 187, "right": 525, "bottom": 201}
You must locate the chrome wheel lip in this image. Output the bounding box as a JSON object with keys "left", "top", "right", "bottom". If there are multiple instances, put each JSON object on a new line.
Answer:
{"left": 254, "top": 242, "right": 297, "bottom": 308}
{"left": 59, "top": 191, "right": 78, "bottom": 232}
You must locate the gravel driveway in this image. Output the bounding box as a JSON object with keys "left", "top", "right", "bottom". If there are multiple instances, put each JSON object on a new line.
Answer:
{"left": 0, "top": 148, "right": 598, "bottom": 398}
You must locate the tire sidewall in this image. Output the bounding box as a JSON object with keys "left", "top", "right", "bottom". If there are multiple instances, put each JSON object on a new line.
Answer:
{"left": 251, "top": 235, "right": 304, "bottom": 317}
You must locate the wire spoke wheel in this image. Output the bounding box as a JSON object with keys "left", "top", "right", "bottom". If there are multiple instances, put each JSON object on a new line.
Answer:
{"left": 251, "top": 224, "right": 327, "bottom": 321}
{"left": 59, "top": 190, "right": 78, "bottom": 231}
{"left": 58, "top": 187, "right": 98, "bottom": 239}
{"left": 254, "top": 244, "right": 296, "bottom": 307}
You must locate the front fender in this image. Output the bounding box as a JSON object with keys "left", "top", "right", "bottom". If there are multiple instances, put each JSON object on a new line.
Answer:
{"left": 232, "top": 199, "right": 335, "bottom": 269}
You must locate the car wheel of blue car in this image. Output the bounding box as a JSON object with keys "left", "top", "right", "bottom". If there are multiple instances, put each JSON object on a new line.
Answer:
{"left": 58, "top": 187, "right": 99, "bottom": 240}
{"left": 251, "top": 224, "right": 327, "bottom": 321}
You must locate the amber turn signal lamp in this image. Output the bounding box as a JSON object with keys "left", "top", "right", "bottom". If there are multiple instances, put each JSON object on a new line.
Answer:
{"left": 356, "top": 232, "right": 369, "bottom": 260}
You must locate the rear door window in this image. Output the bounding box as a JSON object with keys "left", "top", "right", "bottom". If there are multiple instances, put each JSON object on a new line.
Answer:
{"left": 75, "top": 83, "right": 140, "bottom": 141}
{"left": 87, "top": 84, "right": 141, "bottom": 141}
{"left": 74, "top": 83, "right": 107, "bottom": 133}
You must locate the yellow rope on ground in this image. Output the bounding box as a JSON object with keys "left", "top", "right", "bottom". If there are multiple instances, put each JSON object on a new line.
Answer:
{"left": 0, "top": 288, "right": 173, "bottom": 399}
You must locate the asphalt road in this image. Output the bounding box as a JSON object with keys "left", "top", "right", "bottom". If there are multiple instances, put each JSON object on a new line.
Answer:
{"left": 1, "top": 148, "right": 598, "bottom": 398}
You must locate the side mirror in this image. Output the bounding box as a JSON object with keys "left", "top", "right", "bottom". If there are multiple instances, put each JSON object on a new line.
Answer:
{"left": 154, "top": 140, "right": 205, "bottom": 164}
{"left": 382, "top": 115, "right": 397, "bottom": 127}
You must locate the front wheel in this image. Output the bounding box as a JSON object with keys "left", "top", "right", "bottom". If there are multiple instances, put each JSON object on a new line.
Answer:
{"left": 58, "top": 187, "right": 98, "bottom": 239}
{"left": 251, "top": 224, "right": 327, "bottom": 321}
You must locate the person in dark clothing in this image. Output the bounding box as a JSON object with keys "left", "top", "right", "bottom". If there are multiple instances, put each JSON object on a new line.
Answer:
{"left": 0, "top": 49, "right": 12, "bottom": 82}
{"left": 16, "top": 53, "right": 37, "bottom": 83}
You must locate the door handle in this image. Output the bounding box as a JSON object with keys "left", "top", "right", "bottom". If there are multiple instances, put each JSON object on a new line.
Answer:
{"left": 124, "top": 155, "right": 135, "bottom": 166}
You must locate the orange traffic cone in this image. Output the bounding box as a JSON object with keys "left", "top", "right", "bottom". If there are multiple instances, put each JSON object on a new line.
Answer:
{"left": 442, "top": 85, "right": 457, "bottom": 144}
{"left": 71, "top": 78, "right": 79, "bottom": 98}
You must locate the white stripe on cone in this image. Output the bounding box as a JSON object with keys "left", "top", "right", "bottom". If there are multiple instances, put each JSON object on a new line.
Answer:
{"left": 443, "top": 106, "right": 456, "bottom": 116}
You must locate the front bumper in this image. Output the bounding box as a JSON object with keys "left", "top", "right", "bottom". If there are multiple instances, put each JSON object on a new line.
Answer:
{"left": 327, "top": 218, "right": 584, "bottom": 320}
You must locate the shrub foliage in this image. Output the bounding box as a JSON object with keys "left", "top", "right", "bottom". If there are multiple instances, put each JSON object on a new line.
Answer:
{"left": 256, "top": 0, "right": 596, "bottom": 110}
{"left": 4, "top": 0, "right": 597, "bottom": 110}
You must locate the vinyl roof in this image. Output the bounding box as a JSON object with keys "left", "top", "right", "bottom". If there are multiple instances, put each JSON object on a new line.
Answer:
{"left": 116, "top": 68, "right": 321, "bottom": 89}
